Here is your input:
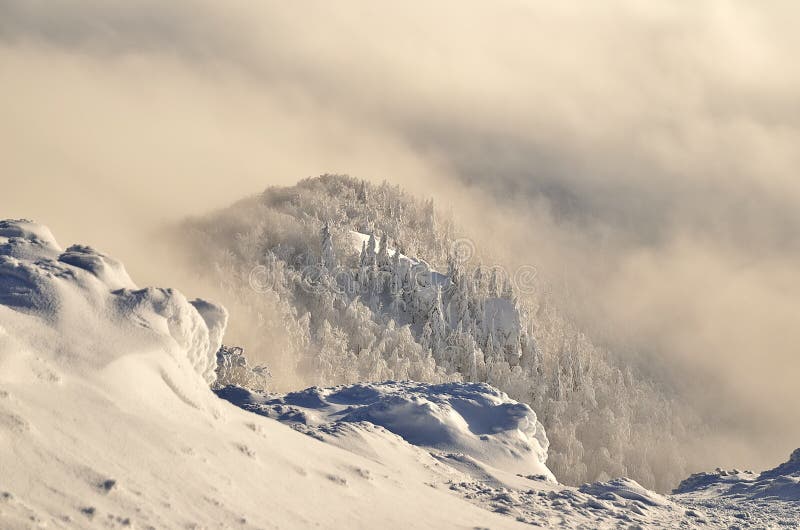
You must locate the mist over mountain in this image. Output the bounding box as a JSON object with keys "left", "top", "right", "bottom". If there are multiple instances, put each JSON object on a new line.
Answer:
{"left": 3, "top": 3, "right": 798, "bottom": 476}
{"left": 169, "top": 175, "right": 701, "bottom": 491}
{"left": 3, "top": 2, "right": 799, "bottom": 527}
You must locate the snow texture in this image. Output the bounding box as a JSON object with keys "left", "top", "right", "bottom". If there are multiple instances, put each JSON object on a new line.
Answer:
{"left": 221, "top": 374, "right": 800, "bottom": 528}
{"left": 0, "top": 219, "right": 225, "bottom": 383}
{"left": 217, "top": 380, "right": 554, "bottom": 480}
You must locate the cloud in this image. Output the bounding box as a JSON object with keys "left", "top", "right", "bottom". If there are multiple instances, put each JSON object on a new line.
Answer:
{"left": 1, "top": 0, "right": 798, "bottom": 473}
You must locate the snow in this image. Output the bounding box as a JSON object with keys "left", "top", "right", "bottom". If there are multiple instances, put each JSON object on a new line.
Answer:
{"left": 0, "top": 220, "right": 530, "bottom": 528}
{"left": 216, "top": 380, "right": 555, "bottom": 481}
{"left": 349, "top": 230, "right": 449, "bottom": 286}
{"left": 668, "top": 449, "right": 800, "bottom": 527}
{"left": 349, "top": 230, "right": 405, "bottom": 261}
{"left": 675, "top": 448, "right": 800, "bottom": 502}
{"left": 1, "top": 219, "right": 798, "bottom": 529}
{"left": 580, "top": 478, "right": 670, "bottom": 507}
{"left": 483, "top": 297, "right": 521, "bottom": 340}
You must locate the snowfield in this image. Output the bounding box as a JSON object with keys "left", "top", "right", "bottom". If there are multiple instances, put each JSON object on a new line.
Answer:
{"left": 1, "top": 219, "right": 798, "bottom": 529}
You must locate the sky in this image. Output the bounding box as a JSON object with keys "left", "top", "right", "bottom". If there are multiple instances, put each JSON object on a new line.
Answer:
{"left": 2, "top": 1, "right": 799, "bottom": 472}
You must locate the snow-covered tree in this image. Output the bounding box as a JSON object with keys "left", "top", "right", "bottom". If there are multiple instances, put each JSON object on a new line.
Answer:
{"left": 321, "top": 222, "right": 336, "bottom": 271}
{"left": 213, "top": 345, "right": 271, "bottom": 393}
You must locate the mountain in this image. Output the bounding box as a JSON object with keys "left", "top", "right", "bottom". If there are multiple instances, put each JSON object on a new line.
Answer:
{"left": 0, "top": 219, "right": 528, "bottom": 529}
{"left": 1, "top": 218, "right": 798, "bottom": 529}
{"left": 174, "top": 174, "right": 698, "bottom": 491}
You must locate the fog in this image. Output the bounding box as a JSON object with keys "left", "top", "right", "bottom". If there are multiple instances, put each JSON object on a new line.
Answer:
{"left": 2, "top": 1, "right": 798, "bottom": 473}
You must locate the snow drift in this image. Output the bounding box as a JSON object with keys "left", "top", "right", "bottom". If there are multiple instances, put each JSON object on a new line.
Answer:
{"left": 217, "top": 380, "right": 554, "bottom": 480}
{"left": 0, "top": 219, "right": 225, "bottom": 383}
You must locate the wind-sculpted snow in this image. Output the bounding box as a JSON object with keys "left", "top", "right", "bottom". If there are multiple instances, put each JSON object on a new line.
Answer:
{"left": 217, "top": 380, "right": 555, "bottom": 480}
{"left": 675, "top": 448, "right": 800, "bottom": 501}
{"left": 663, "top": 449, "right": 800, "bottom": 528}
{"left": 579, "top": 477, "right": 670, "bottom": 507}
{"left": 760, "top": 448, "right": 800, "bottom": 480}
{"left": 0, "top": 219, "right": 225, "bottom": 381}
{"left": 218, "top": 375, "right": 800, "bottom": 528}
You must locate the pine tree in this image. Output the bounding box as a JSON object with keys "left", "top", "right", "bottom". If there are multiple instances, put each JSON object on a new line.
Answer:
{"left": 552, "top": 365, "right": 565, "bottom": 401}
{"left": 420, "top": 320, "right": 433, "bottom": 351}
{"left": 473, "top": 266, "right": 487, "bottom": 297}
{"left": 357, "top": 179, "right": 369, "bottom": 203}
{"left": 320, "top": 222, "right": 336, "bottom": 271}
{"left": 485, "top": 330, "right": 496, "bottom": 362}
{"left": 359, "top": 240, "right": 368, "bottom": 267}
{"left": 388, "top": 286, "right": 403, "bottom": 320}
{"left": 392, "top": 244, "right": 401, "bottom": 270}
{"left": 447, "top": 272, "right": 470, "bottom": 330}
{"left": 366, "top": 233, "right": 377, "bottom": 267}
{"left": 377, "top": 233, "right": 390, "bottom": 270}
{"left": 424, "top": 198, "right": 436, "bottom": 230}
{"left": 501, "top": 275, "right": 514, "bottom": 300}
{"left": 489, "top": 269, "right": 500, "bottom": 297}
{"left": 429, "top": 286, "right": 448, "bottom": 361}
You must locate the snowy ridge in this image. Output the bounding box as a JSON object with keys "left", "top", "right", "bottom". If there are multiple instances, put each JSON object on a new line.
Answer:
{"left": 675, "top": 448, "right": 800, "bottom": 501}
{"left": 216, "top": 380, "right": 554, "bottom": 480}
{"left": 218, "top": 373, "right": 800, "bottom": 528}
{"left": 0, "top": 219, "right": 225, "bottom": 382}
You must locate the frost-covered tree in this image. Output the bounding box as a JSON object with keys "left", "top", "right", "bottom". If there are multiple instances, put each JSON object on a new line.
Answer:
{"left": 320, "top": 222, "right": 336, "bottom": 271}
{"left": 213, "top": 345, "right": 271, "bottom": 393}
{"left": 376, "top": 233, "right": 390, "bottom": 270}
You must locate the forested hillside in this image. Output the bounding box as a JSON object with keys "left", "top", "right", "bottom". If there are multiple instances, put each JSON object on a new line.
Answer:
{"left": 175, "top": 175, "right": 699, "bottom": 491}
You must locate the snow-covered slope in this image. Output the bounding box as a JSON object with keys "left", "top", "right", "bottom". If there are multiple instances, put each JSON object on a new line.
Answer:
{"left": 0, "top": 220, "right": 530, "bottom": 529}
{"left": 218, "top": 375, "right": 800, "bottom": 529}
